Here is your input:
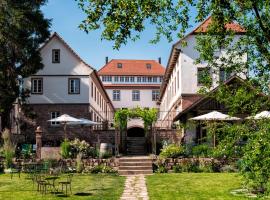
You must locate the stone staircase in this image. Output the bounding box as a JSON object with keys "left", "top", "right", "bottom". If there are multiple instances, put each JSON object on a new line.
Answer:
{"left": 126, "top": 137, "right": 146, "bottom": 155}
{"left": 118, "top": 156, "right": 153, "bottom": 175}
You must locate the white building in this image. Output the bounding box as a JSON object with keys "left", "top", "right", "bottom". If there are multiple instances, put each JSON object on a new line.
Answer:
{"left": 23, "top": 32, "right": 114, "bottom": 144}
{"left": 98, "top": 59, "right": 165, "bottom": 109}
{"left": 158, "top": 17, "right": 246, "bottom": 141}
{"left": 98, "top": 59, "right": 165, "bottom": 154}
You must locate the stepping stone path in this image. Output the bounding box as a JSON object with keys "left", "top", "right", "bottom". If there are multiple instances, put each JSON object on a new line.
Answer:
{"left": 120, "top": 175, "right": 149, "bottom": 200}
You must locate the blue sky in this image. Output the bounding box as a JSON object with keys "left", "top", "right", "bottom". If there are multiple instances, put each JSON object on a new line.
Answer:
{"left": 41, "top": 1, "right": 197, "bottom": 70}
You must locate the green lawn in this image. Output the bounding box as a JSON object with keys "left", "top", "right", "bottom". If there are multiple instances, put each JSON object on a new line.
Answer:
{"left": 146, "top": 173, "right": 251, "bottom": 200}
{"left": 0, "top": 173, "right": 125, "bottom": 200}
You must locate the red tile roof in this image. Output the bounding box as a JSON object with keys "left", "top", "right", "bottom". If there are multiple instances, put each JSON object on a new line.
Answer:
{"left": 98, "top": 59, "right": 165, "bottom": 76}
{"left": 193, "top": 16, "right": 245, "bottom": 33}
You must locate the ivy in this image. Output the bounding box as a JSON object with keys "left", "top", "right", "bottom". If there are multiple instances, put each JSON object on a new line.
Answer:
{"left": 114, "top": 107, "right": 158, "bottom": 133}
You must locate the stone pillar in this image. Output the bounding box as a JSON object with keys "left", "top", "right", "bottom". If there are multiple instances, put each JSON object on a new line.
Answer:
{"left": 35, "top": 126, "right": 42, "bottom": 160}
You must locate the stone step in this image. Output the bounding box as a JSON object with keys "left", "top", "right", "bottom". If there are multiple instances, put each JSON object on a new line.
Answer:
{"left": 120, "top": 162, "right": 152, "bottom": 166}
{"left": 118, "top": 170, "right": 153, "bottom": 175}
{"left": 119, "top": 166, "right": 153, "bottom": 170}
{"left": 119, "top": 158, "right": 152, "bottom": 162}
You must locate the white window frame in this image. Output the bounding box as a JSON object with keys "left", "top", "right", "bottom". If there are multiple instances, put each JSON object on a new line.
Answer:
{"left": 132, "top": 90, "right": 140, "bottom": 101}
{"left": 68, "top": 78, "right": 80, "bottom": 94}
{"left": 152, "top": 90, "right": 160, "bottom": 101}
{"left": 31, "top": 78, "right": 43, "bottom": 94}
{"left": 113, "top": 90, "right": 120, "bottom": 101}
{"left": 51, "top": 111, "right": 60, "bottom": 126}
{"left": 52, "top": 49, "right": 60, "bottom": 63}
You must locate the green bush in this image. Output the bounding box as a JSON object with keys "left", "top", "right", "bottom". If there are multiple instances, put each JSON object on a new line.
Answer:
{"left": 87, "top": 165, "right": 117, "bottom": 174}
{"left": 220, "top": 164, "right": 238, "bottom": 173}
{"left": 192, "top": 144, "right": 213, "bottom": 157}
{"left": 180, "top": 159, "right": 200, "bottom": 172}
{"left": 159, "top": 144, "right": 184, "bottom": 158}
{"left": 155, "top": 165, "right": 168, "bottom": 173}
{"left": 198, "top": 160, "right": 213, "bottom": 172}
{"left": 172, "top": 164, "right": 182, "bottom": 173}
{"left": 60, "top": 139, "right": 71, "bottom": 159}
{"left": 1, "top": 129, "right": 16, "bottom": 169}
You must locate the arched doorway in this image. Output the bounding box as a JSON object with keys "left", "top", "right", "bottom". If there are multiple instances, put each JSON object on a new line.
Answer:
{"left": 127, "top": 127, "right": 144, "bottom": 137}
{"left": 126, "top": 127, "right": 146, "bottom": 155}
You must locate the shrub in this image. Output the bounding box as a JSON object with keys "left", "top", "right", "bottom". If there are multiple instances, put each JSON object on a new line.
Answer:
{"left": 159, "top": 144, "right": 184, "bottom": 158}
{"left": 192, "top": 144, "right": 213, "bottom": 157}
{"left": 220, "top": 164, "right": 238, "bottom": 173}
{"left": 60, "top": 139, "right": 71, "bottom": 159}
{"left": 198, "top": 159, "right": 213, "bottom": 172}
{"left": 172, "top": 164, "right": 182, "bottom": 173}
{"left": 1, "top": 129, "right": 16, "bottom": 169}
{"left": 86, "top": 165, "right": 117, "bottom": 174}
{"left": 154, "top": 158, "right": 168, "bottom": 173}
{"left": 180, "top": 159, "right": 200, "bottom": 172}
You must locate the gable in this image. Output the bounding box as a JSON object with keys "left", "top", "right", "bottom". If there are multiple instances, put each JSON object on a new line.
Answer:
{"left": 36, "top": 33, "right": 93, "bottom": 76}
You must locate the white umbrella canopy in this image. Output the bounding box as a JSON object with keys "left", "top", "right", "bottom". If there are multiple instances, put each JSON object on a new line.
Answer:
{"left": 246, "top": 111, "right": 270, "bottom": 120}
{"left": 48, "top": 114, "right": 83, "bottom": 140}
{"left": 48, "top": 114, "right": 82, "bottom": 123}
{"left": 190, "top": 111, "right": 241, "bottom": 121}
{"left": 67, "top": 118, "right": 102, "bottom": 126}
{"left": 189, "top": 111, "right": 241, "bottom": 148}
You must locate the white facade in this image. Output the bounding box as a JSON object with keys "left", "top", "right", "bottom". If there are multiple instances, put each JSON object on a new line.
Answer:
{"left": 159, "top": 34, "right": 247, "bottom": 122}
{"left": 24, "top": 33, "right": 114, "bottom": 124}
{"left": 106, "top": 88, "right": 159, "bottom": 109}
{"left": 25, "top": 35, "right": 93, "bottom": 104}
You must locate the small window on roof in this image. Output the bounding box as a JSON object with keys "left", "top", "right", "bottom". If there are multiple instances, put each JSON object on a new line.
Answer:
{"left": 117, "top": 63, "right": 122, "bottom": 68}
{"left": 146, "top": 63, "right": 151, "bottom": 69}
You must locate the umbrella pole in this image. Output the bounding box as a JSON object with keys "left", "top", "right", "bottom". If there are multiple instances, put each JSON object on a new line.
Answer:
{"left": 64, "top": 123, "right": 67, "bottom": 140}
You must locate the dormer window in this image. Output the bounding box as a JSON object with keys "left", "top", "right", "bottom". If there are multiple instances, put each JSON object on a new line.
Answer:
{"left": 52, "top": 49, "right": 60, "bottom": 63}
{"left": 146, "top": 63, "right": 151, "bottom": 69}
{"left": 117, "top": 63, "right": 122, "bottom": 68}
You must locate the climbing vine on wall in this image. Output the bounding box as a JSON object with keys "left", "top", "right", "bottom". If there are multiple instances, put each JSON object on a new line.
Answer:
{"left": 114, "top": 107, "right": 158, "bottom": 133}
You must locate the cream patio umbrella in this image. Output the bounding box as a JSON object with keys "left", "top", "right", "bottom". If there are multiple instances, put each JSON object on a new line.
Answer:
{"left": 48, "top": 114, "right": 82, "bottom": 140}
{"left": 189, "top": 111, "right": 241, "bottom": 147}
{"left": 67, "top": 118, "right": 102, "bottom": 126}
{"left": 246, "top": 111, "right": 270, "bottom": 120}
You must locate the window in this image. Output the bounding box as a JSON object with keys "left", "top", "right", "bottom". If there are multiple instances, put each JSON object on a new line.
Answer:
{"left": 142, "top": 77, "right": 147, "bottom": 82}
{"left": 51, "top": 111, "right": 60, "bottom": 126}
{"left": 219, "top": 68, "right": 231, "bottom": 82}
{"left": 52, "top": 49, "right": 60, "bottom": 63}
{"left": 130, "top": 77, "right": 135, "bottom": 82}
{"left": 31, "top": 78, "right": 43, "bottom": 94}
{"left": 159, "top": 76, "right": 163, "bottom": 82}
{"left": 197, "top": 67, "right": 211, "bottom": 86}
{"left": 125, "top": 76, "right": 129, "bottom": 82}
{"left": 152, "top": 90, "right": 160, "bottom": 101}
{"left": 146, "top": 63, "right": 151, "bottom": 69}
{"left": 114, "top": 76, "right": 119, "bottom": 82}
{"left": 91, "top": 82, "right": 93, "bottom": 97}
{"left": 147, "top": 77, "right": 152, "bottom": 82}
{"left": 113, "top": 90, "right": 120, "bottom": 101}
{"left": 117, "top": 63, "right": 122, "bottom": 68}
{"left": 120, "top": 76, "right": 125, "bottom": 82}
{"left": 177, "top": 71, "right": 179, "bottom": 89}
{"left": 68, "top": 78, "right": 80, "bottom": 94}
{"left": 132, "top": 90, "right": 140, "bottom": 101}
{"left": 102, "top": 76, "right": 112, "bottom": 82}
{"left": 153, "top": 77, "right": 157, "bottom": 83}
{"left": 137, "top": 77, "right": 141, "bottom": 82}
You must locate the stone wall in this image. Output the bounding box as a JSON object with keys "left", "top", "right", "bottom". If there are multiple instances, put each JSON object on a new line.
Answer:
{"left": 41, "top": 147, "right": 61, "bottom": 160}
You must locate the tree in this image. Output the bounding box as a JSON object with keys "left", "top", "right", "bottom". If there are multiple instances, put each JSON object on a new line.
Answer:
{"left": 0, "top": 0, "right": 50, "bottom": 129}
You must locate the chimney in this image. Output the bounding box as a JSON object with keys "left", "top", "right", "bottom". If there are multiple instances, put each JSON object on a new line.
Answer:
{"left": 158, "top": 57, "right": 161, "bottom": 64}
{"left": 105, "top": 56, "right": 109, "bottom": 64}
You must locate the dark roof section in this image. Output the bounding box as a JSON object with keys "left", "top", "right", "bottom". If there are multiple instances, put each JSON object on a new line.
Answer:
{"left": 173, "top": 75, "right": 261, "bottom": 121}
